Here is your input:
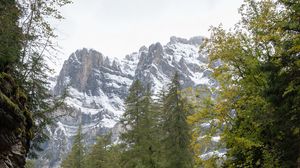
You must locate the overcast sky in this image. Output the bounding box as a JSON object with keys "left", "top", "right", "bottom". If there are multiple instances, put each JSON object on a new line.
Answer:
{"left": 51, "top": 0, "right": 244, "bottom": 74}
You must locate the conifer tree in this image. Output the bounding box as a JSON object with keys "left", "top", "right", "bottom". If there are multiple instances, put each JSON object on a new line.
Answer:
{"left": 120, "top": 80, "right": 145, "bottom": 167}
{"left": 120, "top": 80, "right": 159, "bottom": 167}
{"left": 84, "top": 135, "right": 108, "bottom": 168}
{"left": 138, "top": 85, "right": 160, "bottom": 168}
{"left": 101, "top": 144, "right": 122, "bottom": 168}
{"left": 61, "top": 125, "right": 85, "bottom": 168}
{"left": 161, "top": 72, "right": 193, "bottom": 168}
{"left": 16, "top": 0, "right": 71, "bottom": 157}
{"left": 84, "top": 133, "right": 122, "bottom": 168}
{"left": 0, "top": 0, "right": 70, "bottom": 166}
{"left": 0, "top": 0, "right": 22, "bottom": 71}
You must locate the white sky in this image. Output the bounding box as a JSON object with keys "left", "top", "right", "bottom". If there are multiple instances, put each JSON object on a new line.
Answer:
{"left": 51, "top": 0, "right": 244, "bottom": 74}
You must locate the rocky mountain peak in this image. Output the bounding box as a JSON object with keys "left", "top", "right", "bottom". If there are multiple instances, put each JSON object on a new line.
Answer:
{"left": 138, "top": 45, "right": 148, "bottom": 53}
{"left": 54, "top": 48, "right": 126, "bottom": 96}
{"left": 43, "top": 36, "right": 215, "bottom": 167}
{"left": 168, "top": 36, "right": 203, "bottom": 46}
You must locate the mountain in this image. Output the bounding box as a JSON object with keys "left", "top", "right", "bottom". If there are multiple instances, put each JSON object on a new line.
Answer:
{"left": 37, "top": 36, "right": 216, "bottom": 167}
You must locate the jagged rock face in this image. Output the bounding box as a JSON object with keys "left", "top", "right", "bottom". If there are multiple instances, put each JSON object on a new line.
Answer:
{"left": 42, "top": 36, "right": 215, "bottom": 167}
{"left": 54, "top": 48, "right": 130, "bottom": 98}
{"left": 39, "top": 49, "right": 136, "bottom": 167}
{"left": 0, "top": 73, "right": 32, "bottom": 168}
{"left": 135, "top": 36, "right": 214, "bottom": 91}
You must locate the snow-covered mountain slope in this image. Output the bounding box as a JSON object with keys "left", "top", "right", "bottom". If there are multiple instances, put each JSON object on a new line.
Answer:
{"left": 134, "top": 36, "right": 216, "bottom": 93}
{"left": 39, "top": 36, "right": 217, "bottom": 167}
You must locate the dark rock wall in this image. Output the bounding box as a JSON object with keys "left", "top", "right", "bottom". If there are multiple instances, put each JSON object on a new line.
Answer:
{"left": 0, "top": 72, "right": 33, "bottom": 168}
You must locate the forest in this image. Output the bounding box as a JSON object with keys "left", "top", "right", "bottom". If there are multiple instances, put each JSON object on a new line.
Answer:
{"left": 0, "top": 0, "right": 299, "bottom": 168}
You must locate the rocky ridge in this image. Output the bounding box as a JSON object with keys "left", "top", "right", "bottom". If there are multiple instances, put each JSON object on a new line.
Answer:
{"left": 39, "top": 36, "right": 217, "bottom": 167}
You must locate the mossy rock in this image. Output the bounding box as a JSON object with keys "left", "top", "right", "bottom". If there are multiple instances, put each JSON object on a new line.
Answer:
{"left": 0, "top": 72, "right": 33, "bottom": 147}
{"left": 0, "top": 72, "right": 14, "bottom": 95}
{"left": 0, "top": 73, "right": 25, "bottom": 126}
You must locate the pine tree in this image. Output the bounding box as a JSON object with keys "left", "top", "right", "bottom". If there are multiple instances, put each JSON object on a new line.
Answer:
{"left": 138, "top": 85, "right": 160, "bottom": 168}
{"left": 0, "top": 0, "right": 22, "bottom": 71}
{"left": 120, "top": 80, "right": 160, "bottom": 167}
{"left": 84, "top": 135, "right": 108, "bottom": 168}
{"left": 161, "top": 72, "right": 193, "bottom": 168}
{"left": 61, "top": 125, "right": 85, "bottom": 168}
{"left": 0, "top": 0, "right": 70, "bottom": 166}
{"left": 120, "top": 80, "right": 144, "bottom": 167}
{"left": 15, "top": 0, "right": 71, "bottom": 157}
{"left": 84, "top": 133, "right": 122, "bottom": 168}
{"left": 101, "top": 144, "right": 122, "bottom": 168}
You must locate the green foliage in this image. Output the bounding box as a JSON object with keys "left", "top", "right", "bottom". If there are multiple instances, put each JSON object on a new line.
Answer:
{"left": 14, "top": 0, "right": 71, "bottom": 158}
{"left": 187, "top": 88, "right": 224, "bottom": 167}
{"left": 0, "top": 0, "right": 22, "bottom": 70}
{"left": 23, "top": 51, "right": 67, "bottom": 158}
{"left": 118, "top": 75, "right": 194, "bottom": 168}
{"left": 120, "top": 80, "right": 160, "bottom": 168}
{"left": 160, "top": 72, "right": 194, "bottom": 168}
{"left": 0, "top": 71, "right": 33, "bottom": 167}
{"left": 61, "top": 125, "right": 85, "bottom": 168}
{"left": 84, "top": 134, "right": 122, "bottom": 168}
{"left": 0, "top": 0, "right": 70, "bottom": 166}
{"left": 25, "top": 160, "right": 35, "bottom": 168}
{"left": 84, "top": 136, "right": 108, "bottom": 168}
{"left": 200, "top": 0, "right": 300, "bottom": 167}
{"left": 61, "top": 75, "right": 196, "bottom": 168}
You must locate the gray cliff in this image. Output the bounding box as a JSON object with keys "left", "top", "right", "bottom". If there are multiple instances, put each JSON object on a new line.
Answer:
{"left": 38, "top": 36, "right": 216, "bottom": 167}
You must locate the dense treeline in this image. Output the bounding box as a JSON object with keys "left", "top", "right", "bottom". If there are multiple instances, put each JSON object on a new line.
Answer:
{"left": 62, "top": 0, "right": 299, "bottom": 167}
{"left": 62, "top": 73, "right": 195, "bottom": 168}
